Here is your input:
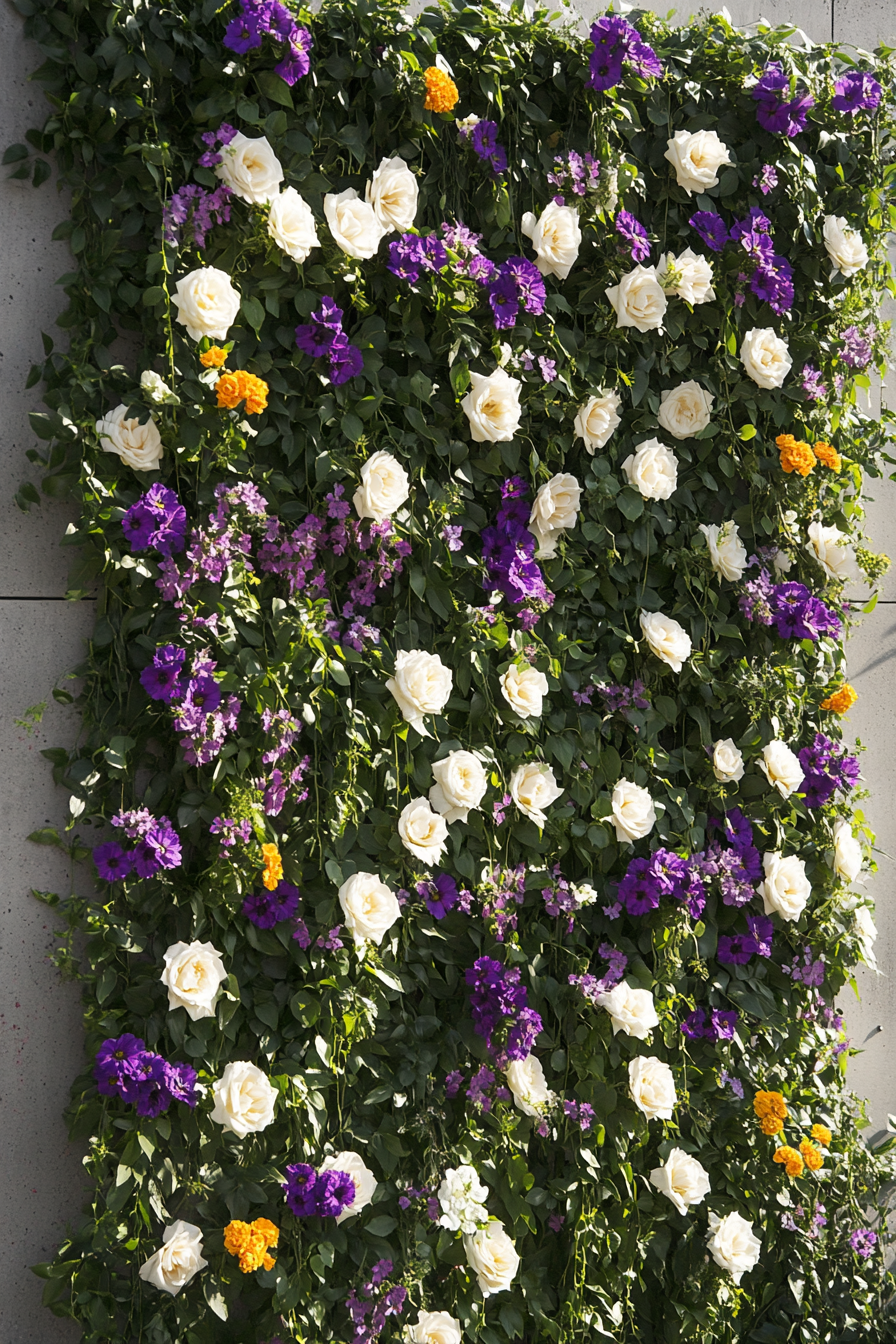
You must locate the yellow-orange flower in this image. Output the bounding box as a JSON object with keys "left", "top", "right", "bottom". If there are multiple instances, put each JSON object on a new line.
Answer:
{"left": 814, "top": 440, "right": 842, "bottom": 472}
{"left": 820, "top": 684, "right": 857, "bottom": 714}
{"left": 262, "top": 842, "right": 283, "bottom": 891}
{"left": 200, "top": 345, "right": 228, "bottom": 368}
{"left": 216, "top": 369, "right": 269, "bottom": 414}
{"left": 754, "top": 1089, "right": 788, "bottom": 1122}
{"left": 776, "top": 433, "right": 816, "bottom": 477}
{"left": 423, "top": 66, "right": 459, "bottom": 113}
{"left": 224, "top": 1217, "right": 279, "bottom": 1273}
{"left": 799, "top": 1138, "right": 824, "bottom": 1171}
{"left": 773, "top": 1145, "right": 805, "bottom": 1179}
{"left": 811, "top": 1123, "right": 832, "bottom": 1147}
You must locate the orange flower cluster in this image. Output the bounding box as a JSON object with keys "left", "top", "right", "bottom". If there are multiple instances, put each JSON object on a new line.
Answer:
{"left": 820, "top": 683, "right": 858, "bottom": 714}
{"left": 776, "top": 434, "right": 816, "bottom": 476}
{"left": 262, "top": 842, "right": 283, "bottom": 891}
{"left": 224, "top": 1217, "right": 279, "bottom": 1273}
{"left": 423, "top": 66, "right": 459, "bottom": 112}
{"left": 811, "top": 1123, "right": 832, "bottom": 1146}
{"left": 800, "top": 1138, "right": 824, "bottom": 1171}
{"left": 216, "top": 370, "right": 269, "bottom": 414}
{"left": 773, "top": 1144, "right": 804, "bottom": 1178}
{"left": 813, "top": 440, "right": 842, "bottom": 472}
{"left": 754, "top": 1089, "right": 788, "bottom": 1136}
{"left": 200, "top": 345, "right": 228, "bottom": 368}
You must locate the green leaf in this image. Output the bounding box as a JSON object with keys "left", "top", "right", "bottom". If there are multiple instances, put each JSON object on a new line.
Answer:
{"left": 365, "top": 1215, "right": 397, "bottom": 1237}
{"left": 255, "top": 70, "right": 294, "bottom": 108}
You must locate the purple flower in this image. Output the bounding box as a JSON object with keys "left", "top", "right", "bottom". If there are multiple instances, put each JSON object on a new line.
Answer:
{"left": 587, "top": 16, "right": 661, "bottom": 92}
{"left": 832, "top": 70, "right": 881, "bottom": 115}
{"left": 468, "top": 120, "right": 507, "bottom": 177}
{"left": 283, "top": 1163, "right": 319, "bottom": 1217}
{"left": 93, "top": 841, "right": 135, "bottom": 882}
{"left": 689, "top": 210, "right": 730, "bottom": 252}
{"left": 746, "top": 915, "right": 774, "bottom": 958}
{"left": 140, "top": 661, "right": 183, "bottom": 703}
{"left": 615, "top": 210, "right": 650, "bottom": 261}
{"left": 753, "top": 62, "right": 815, "bottom": 137}
{"left": 296, "top": 299, "right": 343, "bottom": 358}
{"left": 315, "top": 1169, "right": 356, "bottom": 1218}
{"left": 753, "top": 164, "right": 779, "bottom": 194}
{"left": 441, "top": 524, "right": 463, "bottom": 552}
{"left": 418, "top": 872, "right": 459, "bottom": 920}
{"left": 617, "top": 857, "right": 661, "bottom": 916}
{"left": 144, "top": 818, "right": 182, "bottom": 870}
{"left": 445, "top": 1070, "right": 464, "bottom": 1098}
{"left": 94, "top": 1034, "right": 145, "bottom": 1093}
{"left": 801, "top": 363, "right": 827, "bottom": 401}
{"left": 242, "top": 879, "right": 301, "bottom": 929}
{"left": 387, "top": 234, "right": 427, "bottom": 283}
{"left": 488, "top": 272, "right": 520, "bottom": 329}
{"left": 165, "top": 1061, "right": 199, "bottom": 1108}
{"left": 840, "top": 325, "right": 873, "bottom": 370}
{"left": 717, "top": 933, "right": 755, "bottom": 966}
{"left": 850, "top": 1227, "right": 878, "bottom": 1258}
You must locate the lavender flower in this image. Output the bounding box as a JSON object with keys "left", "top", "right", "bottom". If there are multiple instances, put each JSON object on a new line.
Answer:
{"left": 752, "top": 61, "right": 815, "bottom": 137}
{"left": 689, "top": 211, "right": 729, "bottom": 252}
{"left": 587, "top": 16, "right": 662, "bottom": 93}
{"left": 94, "top": 1036, "right": 198, "bottom": 1115}
{"left": 849, "top": 1227, "right": 877, "bottom": 1258}
{"left": 798, "top": 733, "right": 859, "bottom": 807}
{"left": 569, "top": 944, "right": 628, "bottom": 1004}
{"left": 463, "top": 120, "right": 507, "bottom": 177}
{"left": 801, "top": 363, "right": 827, "bottom": 401}
{"left": 481, "top": 477, "right": 553, "bottom": 623}
{"left": 163, "top": 184, "right": 232, "bottom": 248}
{"left": 283, "top": 1163, "right": 356, "bottom": 1218}
{"left": 465, "top": 955, "right": 542, "bottom": 1065}
{"left": 222, "top": 0, "right": 312, "bottom": 85}
{"left": 753, "top": 164, "right": 779, "bottom": 194}
{"left": 615, "top": 210, "right": 650, "bottom": 261}
{"left": 123, "top": 485, "right": 187, "bottom": 556}
{"left": 295, "top": 298, "right": 363, "bottom": 385}
{"left": 832, "top": 70, "right": 882, "bottom": 115}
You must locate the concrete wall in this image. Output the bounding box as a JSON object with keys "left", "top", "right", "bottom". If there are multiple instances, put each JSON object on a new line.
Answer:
{"left": 1, "top": 0, "right": 894, "bottom": 1339}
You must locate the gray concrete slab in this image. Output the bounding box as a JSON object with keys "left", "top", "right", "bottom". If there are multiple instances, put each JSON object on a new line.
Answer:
{"left": 834, "top": 0, "right": 896, "bottom": 48}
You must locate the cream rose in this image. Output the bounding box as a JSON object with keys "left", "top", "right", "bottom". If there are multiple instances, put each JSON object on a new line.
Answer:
{"left": 628, "top": 1055, "right": 677, "bottom": 1121}
{"left": 430, "top": 750, "right": 488, "bottom": 824}
{"left": 338, "top": 871, "right": 401, "bottom": 948}
{"left": 829, "top": 817, "right": 862, "bottom": 882}
{"left": 596, "top": 983, "right": 659, "bottom": 1041}
{"left": 405, "top": 1311, "right": 463, "bottom": 1344}
{"left": 500, "top": 664, "right": 549, "bottom": 719}
{"left": 520, "top": 201, "right": 582, "bottom": 279}
{"left": 806, "top": 520, "right": 857, "bottom": 581}
{"left": 823, "top": 215, "right": 869, "bottom": 278}
{"left": 699, "top": 521, "right": 748, "bottom": 582}
{"left": 366, "top": 156, "right": 419, "bottom": 232}
{"left": 574, "top": 390, "right": 622, "bottom": 453}
{"left": 96, "top": 404, "right": 164, "bottom": 471}
{"left": 712, "top": 738, "right": 745, "bottom": 783}
{"left": 758, "top": 740, "right": 803, "bottom": 798}
{"left": 664, "top": 128, "right": 732, "bottom": 194}
{"left": 159, "top": 940, "right": 227, "bottom": 1021}
{"left": 529, "top": 473, "right": 581, "bottom": 557}
{"left": 740, "top": 327, "right": 792, "bottom": 389}
{"left": 268, "top": 186, "right": 320, "bottom": 262}
{"left": 759, "top": 851, "right": 811, "bottom": 922}
{"left": 463, "top": 1222, "right": 520, "bottom": 1297}
{"left": 606, "top": 264, "right": 667, "bottom": 332}
{"left": 657, "top": 381, "right": 714, "bottom": 440}
{"left": 509, "top": 761, "right": 563, "bottom": 828}
{"left": 461, "top": 368, "right": 523, "bottom": 442}
{"left": 172, "top": 266, "right": 241, "bottom": 342}
{"left": 210, "top": 1061, "right": 278, "bottom": 1137}
{"left": 324, "top": 188, "right": 385, "bottom": 259}
{"left": 320, "top": 1151, "right": 378, "bottom": 1223}
{"left": 853, "top": 904, "right": 878, "bottom": 970}
{"left": 353, "top": 450, "right": 410, "bottom": 522}
{"left": 505, "top": 1054, "right": 554, "bottom": 1117}
{"left": 215, "top": 132, "right": 283, "bottom": 204}
{"left": 621, "top": 439, "right": 678, "bottom": 501}
{"left": 639, "top": 609, "right": 692, "bottom": 673}
{"left": 650, "top": 1149, "right": 711, "bottom": 1216}
{"left": 611, "top": 779, "right": 656, "bottom": 843}
{"left": 140, "top": 370, "right": 173, "bottom": 403}
{"left": 706, "top": 1211, "right": 761, "bottom": 1284}
{"left": 138, "top": 1220, "right": 207, "bottom": 1296}
{"left": 386, "top": 650, "right": 453, "bottom": 737}
{"left": 398, "top": 797, "right": 449, "bottom": 865}
{"left": 659, "top": 248, "right": 715, "bottom": 304}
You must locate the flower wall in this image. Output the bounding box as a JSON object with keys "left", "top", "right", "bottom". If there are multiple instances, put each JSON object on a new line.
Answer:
{"left": 10, "top": 0, "right": 896, "bottom": 1339}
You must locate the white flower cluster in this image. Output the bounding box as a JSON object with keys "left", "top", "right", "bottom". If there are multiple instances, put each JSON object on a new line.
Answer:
{"left": 437, "top": 1164, "right": 490, "bottom": 1234}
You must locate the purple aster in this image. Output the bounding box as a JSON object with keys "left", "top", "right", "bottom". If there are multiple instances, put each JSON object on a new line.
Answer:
{"left": 488, "top": 272, "right": 520, "bottom": 329}
{"left": 387, "top": 234, "right": 426, "bottom": 283}
{"left": 746, "top": 915, "right": 774, "bottom": 957}
{"left": 283, "top": 1163, "right": 319, "bottom": 1217}
{"left": 140, "top": 661, "right": 184, "bottom": 702}
{"left": 465, "top": 254, "right": 496, "bottom": 285}
{"left": 242, "top": 879, "right": 301, "bottom": 929}
{"left": 681, "top": 1007, "right": 708, "bottom": 1040}
{"left": 689, "top": 211, "right": 729, "bottom": 252}
{"left": 615, "top": 210, "right": 650, "bottom": 261}
{"left": 315, "top": 1169, "right": 356, "bottom": 1218}
{"left": 832, "top": 70, "right": 882, "bottom": 115}
{"left": 617, "top": 857, "right": 661, "bottom": 916}
{"left": 850, "top": 1227, "right": 878, "bottom": 1258}
{"left": 717, "top": 933, "right": 755, "bottom": 965}
{"left": 94, "top": 1034, "right": 145, "bottom": 1094}
{"left": 420, "top": 872, "right": 459, "bottom": 920}
{"left": 93, "top": 841, "right": 135, "bottom": 882}
{"left": 144, "top": 818, "right": 182, "bottom": 870}
{"left": 122, "top": 501, "right": 155, "bottom": 549}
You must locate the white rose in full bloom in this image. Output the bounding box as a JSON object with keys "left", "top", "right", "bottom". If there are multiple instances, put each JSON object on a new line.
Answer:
{"left": 338, "top": 872, "right": 401, "bottom": 948}
{"left": 520, "top": 201, "right": 582, "bottom": 279}
{"left": 398, "top": 797, "right": 449, "bottom": 865}
{"left": 430, "top": 750, "right": 488, "bottom": 824}
{"left": 509, "top": 761, "right": 563, "bottom": 827}
{"left": 438, "top": 1164, "right": 490, "bottom": 1234}
{"left": 829, "top": 817, "right": 862, "bottom": 882}
{"left": 606, "top": 264, "right": 667, "bottom": 332}
{"left": 806, "top": 520, "right": 857, "bottom": 581}
{"left": 621, "top": 438, "right": 679, "bottom": 500}
{"left": 319, "top": 1150, "right": 378, "bottom": 1222}
{"left": 712, "top": 738, "right": 745, "bottom": 783}
{"left": 628, "top": 1055, "right": 677, "bottom": 1121}
{"left": 138, "top": 1220, "right": 207, "bottom": 1296}
{"left": 596, "top": 983, "right": 660, "bottom": 1040}
{"left": 574, "top": 390, "right": 622, "bottom": 453}
{"left": 699, "top": 521, "right": 748, "bottom": 581}
{"left": 611, "top": 779, "right": 656, "bottom": 843}
{"left": 505, "top": 1055, "right": 554, "bottom": 1117}
{"left": 706, "top": 1211, "right": 761, "bottom": 1284}
{"left": 461, "top": 368, "right": 523, "bottom": 442}
{"left": 659, "top": 248, "right": 715, "bottom": 304}
{"left": 758, "top": 740, "right": 803, "bottom": 798}
{"left": 463, "top": 1222, "right": 520, "bottom": 1297}
{"left": 639, "top": 609, "right": 692, "bottom": 673}
{"left": 324, "top": 188, "right": 386, "bottom": 259}
{"left": 657, "top": 381, "right": 714, "bottom": 439}
{"left": 405, "top": 1311, "right": 463, "bottom": 1344}
{"left": 386, "top": 650, "right": 453, "bottom": 737}
{"left": 210, "top": 1061, "right": 278, "bottom": 1137}
{"left": 268, "top": 186, "right": 320, "bottom": 263}
{"left": 853, "top": 903, "right": 878, "bottom": 970}
{"left": 529, "top": 472, "right": 581, "bottom": 557}
{"left": 96, "top": 404, "right": 164, "bottom": 471}
{"left": 740, "top": 327, "right": 792, "bottom": 389}
{"left": 215, "top": 131, "right": 283, "bottom": 204}
{"left": 140, "top": 370, "right": 173, "bottom": 403}
{"left": 160, "top": 940, "right": 227, "bottom": 1021}
{"left": 823, "top": 215, "right": 869, "bottom": 278}
{"left": 650, "top": 1149, "right": 711, "bottom": 1216}
{"left": 500, "top": 664, "right": 549, "bottom": 719}
{"left": 353, "top": 450, "right": 410, "bottom": 522}
{"left": 664, "top": 129, "right": 732, "bottom": 194}
{"left": 758, "top": 851, "right": 811, "bottom": 922}
{"left": 366, "top": 156, "right": 419, "bottom": 232}
{"left": 172, "top": 266, "right": 241, "bottom": 341}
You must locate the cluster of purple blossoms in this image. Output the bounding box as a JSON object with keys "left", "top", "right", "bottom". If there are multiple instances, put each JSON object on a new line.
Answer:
{"left": 210, "top": 815, "right": 253, "bottom": 850}
{"left": 94, "top": 1034, "right": 198, "bottom": 1118}
{"left": 698, "top": 809, "right": 762, "bottom": 909}
{"left": 156, "top": 650, "right": 241, "bottom": 766}
{"left": 222, "top": 0, "right": 312, "bottom": 86}
{"left": 197, "top": 122, "right": 238, "bottom": 168}
{"left": 615, "top": 210, "right": 650, "bottom": 262}
{"left": 122, "top": 485, "right": 187, "bottom": 556}
{"left": 398, "top": 1184, "right": 440, "bottom": 1221}
{"left": 832, "top": 70, "right": 882, "bottom": 116}
{"left": 386, "top": 231, "right": 448, "bottom": 283}
{"left": 282, "top": 1163, "right": 355, "bottom": 1218}
{"left": 753, "top": 164, "right": 779, "bottom": 195}
{"left": 480, "top": 862, "right": 526, "bottom": 941}
{"left": 781, "top": 1202, "right": 827, "bottom": 1237}
{"left": 242, "top": 878, "right": 301, "bottom": 930}
{"left": 782, "top": 945, "right": 826, "bottom": 987}
{"left": 547, "top": 150, "right": 600, "bottom": 205}
{"left": 798, "top": 733, "right": 859, "bottom": 808}
{"left": 718, "top": 913, "right": 773, "bottom": 966}
{"left": 541, "top": 865, "right": 579, "bottom": 932}
{"left": 681, "top": 1006, "right": 739, "bottom": 1043}
{"left": 163, "top": 184, "right": 232, "bottom": 249}
{"left": 465, "top": 956, "right": 543, "bottom": 1066}
{"left": 458, "top": 119, "right": 507, "bottom": 176}
{"left": 255, "top": 706, "right": 310, "bottom": 815}
{"left": 517, "top": 350, "right": 557, "bottom": 382}
{"left": 441, "top": 220, "right": 497, "bottom": 286}
{"left": 94, "top": 809, "right": 182, "bottom": 882}
{"left": 346, "top": 1260, "right": 408, "bottom": 1344}
{"left": 481, "top": 477, "right": 553, "bottom": 628}
{"left": 719, "top": 1068, "right": 745, "bottom": 1099}
{"left": 587, "top": 15, "right": 662, "bottom": 93}
{"left": 839, "top": 324, "right": 874, "bottom": 370}
{"left": 487, "top": 257, "right": 546, "bottom": 331}
{"left": 416, "top": 872, "right": 460, "bottom": 921}
{"left": 689, "top": 206, "right": 793, "bottom": 311}
{"left": 569, "top": 943, "right": 628, "bottom": 1004}
{"left": 849, "top": 1227, "right": 878, "bottom": 1259}
{"left": 598, "top": 680, "right": 651, "bottom": 717}
{"left": 156, "top": 481, "right": 268, "bottom": 605}
{"left": 752, "top": 61, "right": 815, "bottom": 137}
{"left": 739, "top": 569, "right": 842, "bottom": 642}
{"left": 295, "top": 297, "right": 363, "bottom": 386}
{"left": 563, "top": 1099, "right": 595, "bottom": 1132}
{"left": 466, "top": 1064, "right": 512, "bottom": 1114}
{"left": 802, "top": 363, "right": 827, "bottom": 402}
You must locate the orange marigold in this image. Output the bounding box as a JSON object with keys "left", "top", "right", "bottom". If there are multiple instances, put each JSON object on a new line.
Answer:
{"left": 224, "top": 1218, "right": 279, "bottom": 1273}
{"left": 262, "top": 842, "right": 283, "bottom": 891}
{"left": 811, "top": 1123, "right": 833, "bottom": 1146}
{"left": 215, "top": 372, "right": 242, "bottom": 409}
{"left": 799, "top": 1138, "right": 825, "bottom": 1171}
{"left": 423, "top": 66, "right": 459, "bottom": 113}
{"left": 760, "top": 1114, "right": 785, "bottom": 1136}
{"left": 200, "top": 345, "right": 228, "bottom": 368}
{"left": 216, "top": 369, "right": 269, "bottom": 414}
{"left": 814, "top": 440, "right": 842, "bottom": 472}
{"left": 773, "top": 1145, "right": 805, "bottom": 1178}
{"left": 820, "top": 683, "right": 857, "bottom": 714}
{"left": 776, "top": 433, "right": 816, "bottom": 477}
{"left": 754, "top": 1089, "right": 788, "bottom": 1122}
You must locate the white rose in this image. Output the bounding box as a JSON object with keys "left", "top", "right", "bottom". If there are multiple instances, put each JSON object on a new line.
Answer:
{"left": 758, "top": 740, "right": 803, "bottom": 798}
{"left": 509, "top": 761, "right": 563, "bottom": 827}
{"left": 520, "top": 201, "right": 582, "bottom": 279}
{"left": 366, "top": 156, "right": 419, "bottom": 233}
{"left": 500, "top": 664, "right": 549, "bottom": 719}
{"left": 160, "top": 940, "right": 227, "bottom": 1021}
{"left": 823, "top": 214, "right": 869, "bottom": 278}
{"left": 96, "top": 404, "right": 164, "bottom": 471}
{"left": 574, "top": 390, "right": 622, "bottom": 452}
{"left": 699, "top": 521, "right": 748, "bottom": 581}
{"left": 657, "top": 381, "right": 714, "bottom": 439}
{"left": 463, "top": 1222, "right": 520, "bottom": 1297}
{"left": 628, "top": 1055, "right": 677, "bottom": 1121}
{"left": 596, "top": 983, "right": 659, "bottom": 1041}
{"left": 405, "top": 1311, "right": 463, "bottom": 1344}
{"left": 806, "top": 520, "right": 857, "bottom": 581}
{"left": 324, "top": 188, "right": 386, "bottom": 259}
{"left": 773, "top": 549, "right": 794, "bottom": 575}
{"left": 353, "top": 450, "right": 410, "bottom": 522}
{"left": 606, "top": 264, "right": 667, "bottom": 332}
{"left": 659, "top": 248, "right": 715, "bottom": 304}
{"left": 611, "top": 779, "right": 657, "bottom": 843}
{"left": 319, "top": 1150, "right": 378, "bottom": 1223}
{"left": 706, "top": 1211, "right": 761, "bottom": 1284}
{"left": 215, "top": 131, "right": 283, "bottom": 204}
{"left": 829, "top": 817, "right": 862, "bottom": 882}
{"left": 430, "top": 750, "right": 488, "bottom": 824}
{"left": 209, "top": 1061, "right": 278, "bottom": 1137}
{"left": 461, "top": 368, "right": 523, "bottom": 442}
{"left": 386, "top": 649, "right": 453, "bottom": 737}
{"left": 140, "top": 370, "right": 173, "bottom": 403}
{"left": 438, "top": 1164, "right": 490, "bottom": 1234}
{"left": 338, "top": 871, "right": 401, "bottom": 948}
{"left": 268, "top": 186, "right": 320, "bottom": 262}
{"left": 639, "top": 609, "right": 692, "bottom": 673}
{"left": 398, "top": 797, "right": 449, "bottom": 865}
{"left": 529, "top": 472, "right": 581, "bottom": 558}
{"left": 505, "top": 1054, "right": 554, "bottom": 1117}
{"left": 138, "top": 1220, "right": 207, "bottom": 1296}
{"left": 621, "top": 438, "right": 678, "bottom": 501}
{"left": 172, "top": 266, "right": 241, "bottom": 342}
{"left": 664, "top": 128, "right": 732, "bottom": 194}
{"left": 740, "top": 327, "right": 792, "bottom": 389}
{"left": 758, "top": 851, "right": 811, "bottom": 922}
{"left": 712, "top": 738, "right": 745, "bottom": 783}
{"left": 853, "top": 903, "right": 878, "bottom": 970}
{"left": 650, "top": 1149, "right": 711, "bottom": 1216}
